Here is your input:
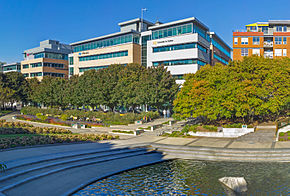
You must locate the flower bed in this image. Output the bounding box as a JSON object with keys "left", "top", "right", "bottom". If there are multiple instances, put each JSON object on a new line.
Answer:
{"left": 20, "top": 106, "right": 160, "bottom": 126}
{"left": 0, "top": 120, "right": 119, "bottom": 149}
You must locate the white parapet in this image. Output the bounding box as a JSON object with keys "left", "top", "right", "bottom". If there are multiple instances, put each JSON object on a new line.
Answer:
{"left": 188, "top": 128, "right": 254, "bottom": 138}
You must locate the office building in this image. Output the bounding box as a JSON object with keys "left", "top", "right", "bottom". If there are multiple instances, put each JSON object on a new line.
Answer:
{"left": 1, "top": 62, "right": 21, "bottom": 73}
{"left": 70, "top": 18, "right": 154, "bottom": 75}
{"left": 21, "top": 40, "right": 72, "bottom": 80}
{"left": 70, "top": 17, "right": 232, "bottom": 83}
{"left": 233, "top": 20, "right": 290, "bottom": 60}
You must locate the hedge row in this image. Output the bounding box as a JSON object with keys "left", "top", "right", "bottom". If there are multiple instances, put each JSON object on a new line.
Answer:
{"left": 0, "top": 134, "right": 119, "bottom": 149}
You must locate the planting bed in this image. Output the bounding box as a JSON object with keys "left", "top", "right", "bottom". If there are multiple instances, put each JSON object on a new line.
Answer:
{"left": 0, "top": 120, "right": 118, "bottom": 149}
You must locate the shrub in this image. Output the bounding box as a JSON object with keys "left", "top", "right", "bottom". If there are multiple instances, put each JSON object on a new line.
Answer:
{"left": 60, "top": 114, "right": 69, "bottom": 121}
{"left": 202, "top": 125, "right": 217, "bottom": 131}
{"left": 224, "top": 123, "right": 243, "bottom": 128}
{"left": 36, "top": 113, "right": 47, "bottom": 121}
{"left": 279, "top": 132, "right": 285, "bottom": 136}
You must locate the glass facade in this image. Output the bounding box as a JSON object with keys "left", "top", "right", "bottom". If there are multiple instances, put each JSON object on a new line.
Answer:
{"left": 43, "top": 63, "right": 64, "bottom": 68}
{"left": 152, "top": 23, "right": 210, "bottom": 41}
{"left": 31, "top": 62, "right": 42, "bottom": 68}
{"left": 79, "top": 65, "right": 109, "bottom": 73}
{"left": 141, "top": 35, "right": 151, "bottom": 66}
{"left": 153, "top": 43, "right": 207, "bottom": 53}
{"left": 212, "top": 39, "right": 231, "bottom": 57}
{"left": 73, "top": 34, "right": 139, "bottom": 52}
{"left": 3, "top": 65, "right": 19, "bottom": 71}
{"left": 153, "top": 59, "right": 206, "bottom": 67}
{"left": 43, "top": 72, "right": 65, "bottom": 77}
{"left": 30, "top": 72, "right": 42, "bottom": 77}
{"left": 152, "top": 23, "right": 193, "bottom": 40}
{"left": 214, "top": 54, "right": 228, "bottom": 64}
{"left": 22, "top": 64, "right": 29, "bottom": 69}
{"left": 34, "top": 52, "right": 68, "bottom": 60}
{"left": 79, "top": 51, "right": 128, "bottom": 62}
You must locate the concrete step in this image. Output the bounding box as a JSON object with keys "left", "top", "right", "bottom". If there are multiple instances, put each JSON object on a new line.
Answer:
{"left": 0, "top": 149, "right": 156, "bottom": 194}
{"left": 149, "top": 144, "right": 290, "bottom": 162}
{"left": 2, "top": 152, "right": 164, "bottom": 196}
{"left": 1, "top": 146, "right": 146, "bottom": 173}
{"left": 0, "top": 148, "right": 147, "bottom": 185}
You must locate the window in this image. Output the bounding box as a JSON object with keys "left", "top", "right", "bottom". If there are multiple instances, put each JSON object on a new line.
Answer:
{"left": 43, "top": 63, "right": 64, "bottom": 68}
{"left": 79, "top": 51, "right": 128, "bottom": 62}
{"left": 234, "top": 37, "right": 238, "bottom": 45}
{"left": 79, "top": 66, "right": 109, "bottom": 73}
{"left": 241, "top": 37, "right": 248, "bottom": 45}
{"left": 43, "top": 72, "right": 65, "bottom": 77}
{"left": 241, "top": 48, "right": 248, "bottom": 56}
{"left": 22, "top": 64, "right": 29, "bottom": 69}
{"left": 34, "top": 52, "right": 68, "bottom": 60}
{"left": 274, "top": 49, "right": 282, "bottom": 56}
{"left": 275, "top": 37, "right": 282, "bottom": 45}
{"left": 31, "top": 62, "right": 42, "bottom": 68}
{"left": 283, "top": 49, "right": 287, "bottom": 56}
{"left": 212, "top": 39, "right": 231, "bottom": 57}
{"left": 152, "top": 59, "right": 207, "bottom": 67}
{"left": 73, "top": 34, "right": 135, "bottom": 52}
{"left": 213, "top": 54, "right": 228, "bottom": 64}
{"left": 30, "top": 72, "right": 42, "bottom": 77}
{"left": 252, "top": 49, "right": 260, "bottom": 56}
{"left": 153, "top": 43, "right": 196, "bottom": 53}
{"left": 69, "top": 57, "right": 74, "bottom": 65}
{"left": 152, "top": 23, "right": 193, "bottom": 40}
{"left": 172, "top": 75, "right": 184, "bottom": 80}
{"left": 253, "top": 37, "right": 260, "bottom": 45}
{"left": 276, "top": 26, "right": 287, "bottom": 32}
{"left": 23, "top": 73, "right": 29, "bottom": 77}
{"left": 283, "top": 37, "right": 287, "bottom": 44}
{"left": 69, "top": 67, "right": 74, "bottom": 76}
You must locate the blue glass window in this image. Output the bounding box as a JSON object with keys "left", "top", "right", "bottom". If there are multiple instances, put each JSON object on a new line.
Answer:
{"left": 152, "top": 23, "right": 193, "bottom": 40}
{"left": 79, "top": 51, "right": 128, "bottom": 62}
{"left": 73, "top": 34, "right": 137, "bottom": 52}
{"left": 152, "top": 59, "right": 207, "bottom": 67}
{"left": 79, "top": 66, "right": 109, "bottom": 73}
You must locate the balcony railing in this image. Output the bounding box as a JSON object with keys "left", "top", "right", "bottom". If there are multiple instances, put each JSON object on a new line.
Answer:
{"left": 264, "top": 53, "right": 273, "bottom": 59}
{"left": 263, "top": 42, "right": 273, "bottom": 47}
{"left": 233, "top": 29, "right": 269, "bottom": 34}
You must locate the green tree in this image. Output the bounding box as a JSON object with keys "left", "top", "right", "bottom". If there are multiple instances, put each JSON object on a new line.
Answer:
{"left": 173, "top": 56, "right": 290, "bottom": 123}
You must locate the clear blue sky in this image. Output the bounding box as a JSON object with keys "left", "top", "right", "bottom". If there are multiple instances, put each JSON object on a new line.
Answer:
{"left": 1, "top": 0, "right": 289, "bottom": 63}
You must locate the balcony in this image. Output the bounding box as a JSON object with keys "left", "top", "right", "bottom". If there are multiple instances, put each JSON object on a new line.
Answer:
{"left": 264, "top": 52, "right": 273, "bottom": 59}
{"left": 263, "top": 42, "right": 273, "bottom": 47}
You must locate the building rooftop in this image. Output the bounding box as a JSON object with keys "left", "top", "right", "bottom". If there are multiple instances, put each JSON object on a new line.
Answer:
{"left": 148, "top": 17, "right": 209, "bottom": 31}
{"left": 70, "top": 30, "right": 139, "bottom": 46}
{"left": 24, "top": 40, "right": 72, "bottom": 55}
{"left": 268, "top": 20, "right": 290, "bottom": 25}
{"left": 118, "top": 18, "right": 154, "bottom": 27}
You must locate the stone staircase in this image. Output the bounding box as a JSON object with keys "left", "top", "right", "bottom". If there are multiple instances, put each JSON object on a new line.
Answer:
{"left": 0, "top": 146, "right": 164, "bottom": 196}
{"left": 236, "top": 125, "right": 276, "bottom": 143}
{"left": 149, "top": 143, "right": 290, "bottom": 162}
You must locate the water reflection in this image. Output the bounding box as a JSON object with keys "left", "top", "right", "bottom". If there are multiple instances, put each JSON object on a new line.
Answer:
{"left": 74, "top": 160, "right": 290, "bottom": 195}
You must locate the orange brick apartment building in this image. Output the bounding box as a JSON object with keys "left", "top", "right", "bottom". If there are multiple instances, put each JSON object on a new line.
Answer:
{"left": 233, "top": 20, "right": 290, "bottom": 60}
